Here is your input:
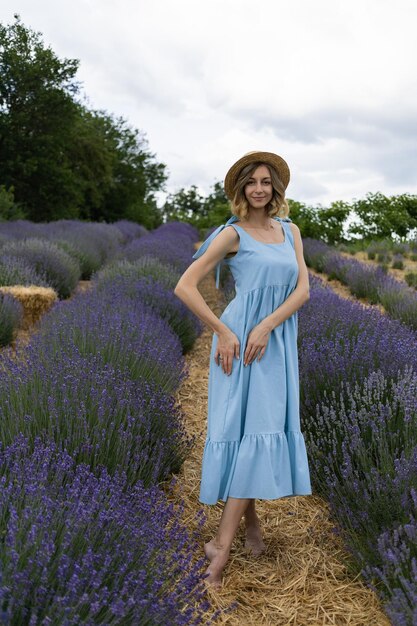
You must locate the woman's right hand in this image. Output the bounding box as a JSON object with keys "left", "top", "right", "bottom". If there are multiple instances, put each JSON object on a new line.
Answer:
{"left": 214, "top": 328, "right": 240, "bottom": 375}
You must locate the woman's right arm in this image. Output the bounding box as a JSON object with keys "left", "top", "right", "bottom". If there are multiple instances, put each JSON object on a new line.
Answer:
{"left": 174, "top": 226, "right": 237, "bottom": 336}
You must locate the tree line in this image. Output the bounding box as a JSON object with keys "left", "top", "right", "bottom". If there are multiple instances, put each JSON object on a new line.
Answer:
{"left": 162, "top": 184, "right": 417, "bottom": 244}
{"left": 1, "top": 15, "right": 417, "bottom": 243}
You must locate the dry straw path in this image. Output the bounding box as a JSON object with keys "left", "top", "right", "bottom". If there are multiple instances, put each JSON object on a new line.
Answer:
{"left": 170, "top": 270, "right": 390, "bottom": 626}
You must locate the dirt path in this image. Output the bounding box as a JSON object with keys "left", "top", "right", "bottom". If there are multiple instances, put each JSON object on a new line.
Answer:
{"left": 170, "top": 271, "right": 390, "bottom": 625}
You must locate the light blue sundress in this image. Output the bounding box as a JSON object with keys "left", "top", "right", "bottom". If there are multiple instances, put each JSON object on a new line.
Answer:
{"left": 192, "top": 216, "right": 312, "bottom": 505}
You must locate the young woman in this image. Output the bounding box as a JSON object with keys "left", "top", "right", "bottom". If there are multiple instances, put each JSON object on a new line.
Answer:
{"left": 174, "top": 151, "right": 312, "bottom": 587}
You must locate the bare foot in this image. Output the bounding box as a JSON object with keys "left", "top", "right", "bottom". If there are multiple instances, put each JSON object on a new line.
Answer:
{"left": 244, "top": 522, "right": 266, "bottom": 556}
{"left": 203, "top": 539, "right": 230, "bottom": 587}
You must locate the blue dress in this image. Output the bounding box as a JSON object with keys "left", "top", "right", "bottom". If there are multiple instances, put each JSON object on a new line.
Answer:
{"left": 192, "top": 216, "right": 312, "bottom": 505}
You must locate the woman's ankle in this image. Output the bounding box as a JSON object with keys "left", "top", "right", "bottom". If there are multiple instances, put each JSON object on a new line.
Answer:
{"left": 244, "top": 512, "right": 260, "bottom": 528}
{"left": 211, "top": 536, "right": 231, "bottom": 552}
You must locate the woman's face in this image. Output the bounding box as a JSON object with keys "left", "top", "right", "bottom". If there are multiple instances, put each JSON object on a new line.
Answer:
{"left": 244, "top": 165, "right": 273, "bottom": 210}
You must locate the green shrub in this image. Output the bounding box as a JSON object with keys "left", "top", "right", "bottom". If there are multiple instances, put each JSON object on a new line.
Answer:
{"left": 376, "top": 251, "right": 392, "bottom": 264}
{"left": 404, "top": 272, "right": 417, "bottom": 289}
{"left": 391, "top": 254, "right": 404, "bottom": 270}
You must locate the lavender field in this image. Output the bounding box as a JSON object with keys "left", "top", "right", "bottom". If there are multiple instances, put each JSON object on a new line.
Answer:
{"left": 0, "top": 219, "right": 222, "bottom": 625}
{"left": 302, "top": 237, "right": 417, "bottom": 330}
{"left": 0, "top": 218, "right": 416, "bottom": 624}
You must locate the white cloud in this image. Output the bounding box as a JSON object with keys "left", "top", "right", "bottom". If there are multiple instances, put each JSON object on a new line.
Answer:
{"left": 1, "top": 0, "right": 417, "bottom": 207}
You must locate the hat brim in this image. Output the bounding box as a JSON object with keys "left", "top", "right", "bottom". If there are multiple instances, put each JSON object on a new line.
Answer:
{"left": 224, "top": 151, "right": 290, "bottom": 200}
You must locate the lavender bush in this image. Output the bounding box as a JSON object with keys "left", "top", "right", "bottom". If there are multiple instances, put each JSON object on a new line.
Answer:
{"left": 294, "top": 273, "right": 417, "bottom": 625}
{"left": 0, "top": 238, "right": 81, "bottom": 298}
{"left": 92, "top": 256, "right": 181, "bottom": 292}
{"left": 0, "top": 350, "right": 192, "bottom": 487}
{"left": 113, "top": 219, "right": 148, "bottom": 243}
{"left": 53, "top": 237, "right": 102, "bottom": 280}
{"left": 29, "top": 285, "right": 187, "bottom": 393}
{"left": 378, "top": 280, "right": 417, "bottom": 331}
{"left": 120, "top": 229, "right": 196, "bottom": 274}
{"left": 392, "top": 253, "right": 405, "bottom": 270}
{"left": 0, "top": 435, "right": 216, "bottom": 625}
{"left": 0, "top": 219, "right": 40, "bottom": 240}
{"left": 0, "top": 292, "right": 23, "bottom": 347}
{"left": 303, "top": 237, "right": 417, "bottom": 331}
{"left": 0, "top": 233, "right": 9, "bottom": 248}
{"left": 298, "top": 275, "right": 417, "bottom": 417}
{"left": 392, "top": 242, "right": 410, "bottom": 256}
{"left": 155, "top": 220, "right": 199, "bottom": 241}
{"left": 0, "top": 254, "right": 49, "bottom": 288}
{"left": 306, "top": 367, "right": 416, "bottom": 545}
{"left": 377, "top": 250, "right": 392, "bottom": 265}
{"left": 43, "top": 221, "right": 124, "bottom": 278}
{"left": 302, "top": 238, "right": 330, "bottom": 273}
{"left": 404, "top": 271, "right": 417, "bottom": 289}
{"left": 0, "top": 219, "right": 126, "bottom": 280}
{"left": 344, "top": 261, "right": 388, "bottom": 304}
{"left": 366, "top": 240, "right": 392, "bottom": 260}
{"left": 306, "top": 368, "right": 417, "bottom": 625}
{"left": 101, "top": 275, "right": 203, "bottom": 353}
{"left": 363, "top": 510, "right": 417, "bottom": 626}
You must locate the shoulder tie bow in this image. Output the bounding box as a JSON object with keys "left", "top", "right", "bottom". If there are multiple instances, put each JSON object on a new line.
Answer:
{"left": 192, "top": 215, "right": 292, "bottom": 289}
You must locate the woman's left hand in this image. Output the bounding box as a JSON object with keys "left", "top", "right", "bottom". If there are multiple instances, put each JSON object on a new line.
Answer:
{"left": 243, "top": 323, "right": 272, "bottom": 366}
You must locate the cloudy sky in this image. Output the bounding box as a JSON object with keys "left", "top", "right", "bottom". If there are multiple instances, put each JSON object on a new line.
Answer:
{"left": 1, "top": 0, "right": 417, "bottom": 207}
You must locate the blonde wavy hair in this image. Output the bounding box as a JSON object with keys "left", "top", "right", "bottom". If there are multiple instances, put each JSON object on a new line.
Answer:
{"left": 229, "top": 161, "right": 290, "bottom": 221}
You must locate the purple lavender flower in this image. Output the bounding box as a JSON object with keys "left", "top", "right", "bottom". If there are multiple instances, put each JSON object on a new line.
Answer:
{"left": 0, "top": 238, "right": 80, "bottom": 298}
{"left": 303, "top": 237, "right": 417, "bottom": 330}
{"left": 0, "top": 436, "right": 223, "bottom": 625}
{"left": 0, "top": 292, "right": 23, "bottom": 347}
{"left": 0, "top": 254, "right": 50, "bottom": 288}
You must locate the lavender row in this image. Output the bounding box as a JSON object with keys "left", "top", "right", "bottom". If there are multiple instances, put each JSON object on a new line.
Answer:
{"left": 0, "top": 221, "right": 223, "bottom": 624}
{"left": 303, "top": 238, "right": 417, "bottom": 331}
{"left": 0, "top": 222, "right": 201, "bottom": 487}
{"left": 0, "top": 436, "right": 215, "bottom": 625}
{"left": 298, "top": 275, "right": 417, "bottom": 625}
{"left": 0, "top": 219, "right": 198, "bottom": 349}
{"left": 0, "top": 292, "right": 23, "bottom": 347}
{"left": 0, "top": 219, "right": 147, "bottom": 294}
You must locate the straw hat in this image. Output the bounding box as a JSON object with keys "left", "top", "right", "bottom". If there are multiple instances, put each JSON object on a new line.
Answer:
{"left": 224, "top": 151, "right": 290, "bottom": 200}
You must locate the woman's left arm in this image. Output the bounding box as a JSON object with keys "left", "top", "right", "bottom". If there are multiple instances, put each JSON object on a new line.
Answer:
{"left": 259, "top": 222, "right": 310, "bottom": 332}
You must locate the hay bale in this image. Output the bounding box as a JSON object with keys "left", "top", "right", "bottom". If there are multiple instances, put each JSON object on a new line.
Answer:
{"left": 0, "top": 285, "right": 58, "bottom": 330}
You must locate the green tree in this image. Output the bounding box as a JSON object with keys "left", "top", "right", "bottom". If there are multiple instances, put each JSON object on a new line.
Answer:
{"left": 162, "top": 185, "right": 205, "bottom": 223}
{"left": 201, "top": 181, "right": 230, "bottom": 228}
{"left": 162, "top": 180, "right": 232, "bottom": 232}
{"left": 282, "top": 199, "right": 319, "bottom": 239}
{"left": 0, "top": 15, "right": 167, "bottom": 224}
{"left": 0, "top": 184, "right": 26, "bottom": 220}
{"left": 0, "top": 14, "right": 83, "bottom": 220}
{"left": 348, "top": 192, "right": 417, "bottom": 241}
{"left": 284, "top": 199, "right": 351, "bottom": 244}
{"left": 322, "top": 201, "right": 352, "bottom": 244}
{"left": 95, "top": 114, "right": 166, "bottom": 228}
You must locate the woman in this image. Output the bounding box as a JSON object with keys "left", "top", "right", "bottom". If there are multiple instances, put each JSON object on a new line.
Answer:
{"left": 174, "top": 151, "right": 312, "bottom": 587}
